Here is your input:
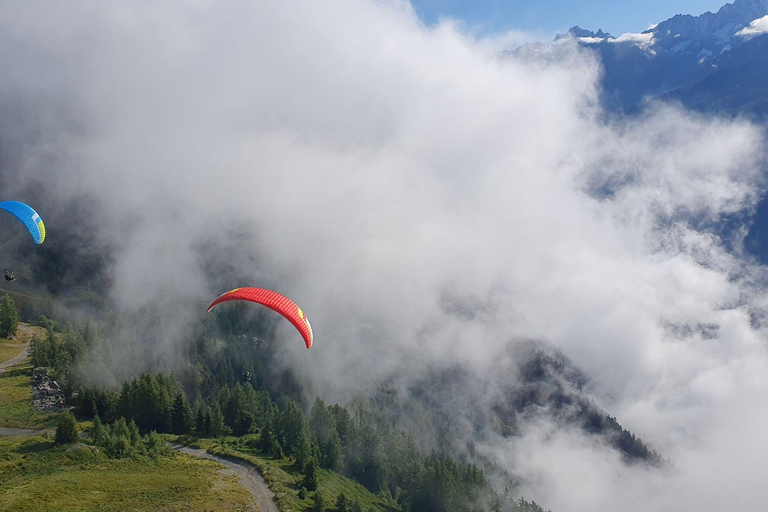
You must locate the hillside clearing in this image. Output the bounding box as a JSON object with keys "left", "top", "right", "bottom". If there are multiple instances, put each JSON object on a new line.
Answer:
{"left": 0, "top": 436, "right": 256, "bottom": 512}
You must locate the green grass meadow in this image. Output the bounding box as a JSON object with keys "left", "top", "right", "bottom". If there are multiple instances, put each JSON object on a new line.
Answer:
{"left": 0, "top": 361, "right": 54, "bottom": 429}
{"left": 0, "top": 343, "right": 24, "bottom": 365}
{"left": 0, "top": 436, "right": 255, "bottom": 511}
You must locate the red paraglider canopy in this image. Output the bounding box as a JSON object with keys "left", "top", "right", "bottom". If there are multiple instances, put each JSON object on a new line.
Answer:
{"left": 207, "top": 287, "right": 313, "bottom": 349}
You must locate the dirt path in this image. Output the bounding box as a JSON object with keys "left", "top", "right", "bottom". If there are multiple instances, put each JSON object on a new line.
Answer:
{"left": 0, "top": 323, "right": 44, "bottom": 372}
{"left": 14, "top": 323, "right": 44, "bottom": 344}
{"left": 172, "top": 444, "right": 279, "bottom": 512}
{"left": 0, "top": 344, "right": 29, "bottom": 373}
{"left": 0, "top": 426, "right": 47, "bottom": 437}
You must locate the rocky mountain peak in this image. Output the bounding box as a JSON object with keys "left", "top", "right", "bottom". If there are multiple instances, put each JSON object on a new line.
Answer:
{"left": 554, "top": 26, "right": 613, "bottom": 41}
{"left": 648, "top": 0, "right": 768, "bottom": 55}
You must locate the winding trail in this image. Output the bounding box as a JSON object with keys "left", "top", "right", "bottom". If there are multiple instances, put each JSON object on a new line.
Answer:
{"left": 0, "top": 426, "right": 46, "bottom": 437}
{"left": 0, "top": 344, "right": 30, "bottom": 373}
{"left": 172, "top": 444, "right": 279, "bottom": 512}
{"left": 0, "top": 328, "right": 279, "bottom": 511}
{"left": 0, "top": 323, "right": 46, "bottom": 372}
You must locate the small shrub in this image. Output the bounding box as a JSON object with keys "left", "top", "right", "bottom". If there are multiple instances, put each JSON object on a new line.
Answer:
{"left": 54, "top": 411, "right": 78, "bottom": 444}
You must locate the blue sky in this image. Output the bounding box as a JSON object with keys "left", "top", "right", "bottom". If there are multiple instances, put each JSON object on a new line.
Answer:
{"left": 410, "top": 0, "right": 730, "bottom": 38}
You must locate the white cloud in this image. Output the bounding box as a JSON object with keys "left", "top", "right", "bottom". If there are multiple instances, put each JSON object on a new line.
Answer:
{"left": 736, "top": 15, "right": 768, "bottom": 38}
{"left": 577, "top": 36, "right": 606, "bottom": 44}
{"left": 610, "top": 31, "right": 655, "bottom": 54}
{"left": 478, "top": 28, "right": 547, "bottom": 52}
{"left": 0, "top": 1, "right": 767, "bottom": 510}
{"left": 612, "top": 32, "right": 654, "bottom": 44}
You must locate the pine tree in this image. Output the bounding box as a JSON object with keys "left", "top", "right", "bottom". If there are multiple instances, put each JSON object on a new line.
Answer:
{"left": 294, "top": 429, "right": 313, "bottom": 470}
{"left": 118, "top": 381, "right": 135, "bottom": 421}
{"left": 146, "top": 430, "right": 170, "bottom": 458}
{"left": 210, "top": 403, "right": 230, "bottom": 437}
{"left": 310, "top": 397, "right": 342, "bottom": 469}
{"left": 29, "top": 334, "right": 49, "bottom": 367}
{"left": 277, "top": 399, "right": 307, "bottom": 456}
{"left": 111, "top": 418, "right": 130, "bottom": 439}
{"left": 318, "top": 428, "right": 341, "bottom": 470}
{"left": 195, "top": 402, "right": 205, "bottom": 434}
{"left": 203, "top": 408, "right": 212, "bottom": 436}
{"left": 303, "top": 459, "right": 319, "bottom": 491}
{"left": 258, "top": 426, "right": 283, "bottom": 458}
{"left": 45, "top": 328, "right": 58, "bottom": 367}
{"left": 91, "top": 415, "right": 106, "bottom": 446}
{"left": 310, "top": 490, "right": 325, "bottom": 511}
{"left": 128, "top": 419, "right": 141, "bottom": 446}
{"left": 335, "top": 493, "right": 349, "bottom": 512}
{"left": 171, "top": 392, "right": 194, "bottom": 434}
{"left": 109, "top": 435, "right": 132, "bottom": 458}
{"left": 0, "top": 294, "right": 19, "bottom": 339}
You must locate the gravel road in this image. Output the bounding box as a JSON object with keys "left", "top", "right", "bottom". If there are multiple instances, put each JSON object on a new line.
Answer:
{"left": 172, "top": 444, "right": 279, "bottom": 512}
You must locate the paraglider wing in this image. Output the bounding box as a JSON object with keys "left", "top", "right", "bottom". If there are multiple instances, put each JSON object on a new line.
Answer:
{"left": 207, "top": 287, "right": 313, "bottom": 348}
{"left": 0, "top": 201, "right": 45, "bottom": 244}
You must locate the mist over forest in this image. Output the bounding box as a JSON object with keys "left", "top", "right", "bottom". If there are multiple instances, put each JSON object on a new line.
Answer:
{"left": 2, "top": 2, "right": 768, "bottom": 511}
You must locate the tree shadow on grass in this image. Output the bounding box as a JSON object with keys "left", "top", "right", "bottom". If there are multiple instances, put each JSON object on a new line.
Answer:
{"left": 16, "top": 437, "right": 54, "bottom": 454}
{"left": 1, "top": 366, "right": 30, "bottom": 380}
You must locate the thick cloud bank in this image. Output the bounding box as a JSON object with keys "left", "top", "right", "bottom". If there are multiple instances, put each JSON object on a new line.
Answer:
{"left": 1, "top": 1, "right": 767, "bottom": 510}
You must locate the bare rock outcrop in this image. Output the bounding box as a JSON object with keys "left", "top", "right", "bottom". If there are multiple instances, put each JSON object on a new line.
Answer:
{"left": 31, "top": 367, "right": 68, "bottom": 413}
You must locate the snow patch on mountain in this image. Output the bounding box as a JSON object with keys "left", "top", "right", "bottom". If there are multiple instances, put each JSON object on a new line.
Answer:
{"left": 645, "top": 0, "right": 768, "bottom": 59}
{"left": 697, "top": 48, "right": 714, "bottom": 62}
{"left": 547, "top": 1, "right": 768, "bottom": 63}
{"left": 512, "top": 0, "right": 768, "bottom": 111}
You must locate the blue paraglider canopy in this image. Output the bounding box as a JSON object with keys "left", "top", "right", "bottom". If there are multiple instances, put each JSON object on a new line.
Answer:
{"left": 0, "top": 201, "right": 46, "bottom": 244}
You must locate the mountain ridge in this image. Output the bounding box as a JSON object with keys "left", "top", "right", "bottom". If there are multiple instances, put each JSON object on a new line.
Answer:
{"left": 514, "top": 0, "right": 768, "bottom": 111}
